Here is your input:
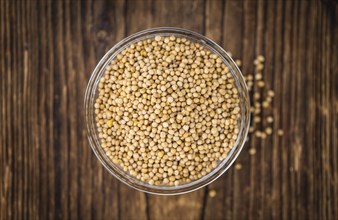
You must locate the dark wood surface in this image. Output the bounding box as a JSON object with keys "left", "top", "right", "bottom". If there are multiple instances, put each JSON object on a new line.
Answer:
{"left": 1, "top": 0, "right": 337, "bottom": 219}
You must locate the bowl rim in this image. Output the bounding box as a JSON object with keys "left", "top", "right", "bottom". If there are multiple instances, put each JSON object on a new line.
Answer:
{"left": 84, "top": 27, "right": 250, "bottom": 195}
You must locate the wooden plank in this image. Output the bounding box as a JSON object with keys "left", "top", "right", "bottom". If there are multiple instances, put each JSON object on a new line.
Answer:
{"left": 319, "top": 1, "right": 337, "bottom": 219}
{"left": 23, "top": 0, "right": 40, "bottom": 218}
{"left": 302, "top": 2, "right": 319, "bottom": 220}
{"left": 148, "top": 190, "right": 205, "bottom": 220}
{"left": 205, "top": 0, "right": 224, "bottom": 45}
{"left": 36, "top": 1, "right": 52, "bottom": 219}
{"left": 37, "top": 1, "right": 57, "bottom": 219}
{"left": 222, "top": 0, "right": 243, "bottom": 58}
{"left": 1, "top": 0, "right": 14, "bottom": 219}
{"left": 0, "top": 0, "right": 126, "bottom": 219}
{"left": 84, "top": 0, "right": 125, "bottom": 219}
{"left": 330, "top": 2, "right": 338, "bottom": 218}
{"left": 279, "top": 1, "right": 293, "bottom": 219}
{"left": 0, "top": 0, "right": 5, "bottom": 218}
{"left": 152, "top": 0, "right": 204, "bottom": 33}
{"left": 269, "top": 1, "right": 284, "bottom": 219}
{"left": 260, "top": 0, "right": 278, "bottom": 219}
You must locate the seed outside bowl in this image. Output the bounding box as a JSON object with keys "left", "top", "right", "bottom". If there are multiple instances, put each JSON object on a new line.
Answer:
{"left": 84, "top": 27, "right": 250, "bottom": 195}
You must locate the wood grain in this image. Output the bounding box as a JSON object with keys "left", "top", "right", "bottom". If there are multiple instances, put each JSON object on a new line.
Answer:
{"left": 1, "top": 0, "right": 337, "bottom": 220}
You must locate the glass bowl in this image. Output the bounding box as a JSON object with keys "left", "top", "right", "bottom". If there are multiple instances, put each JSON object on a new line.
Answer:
{"left": 84, "top": 27, "right": 250, "bottom": 195}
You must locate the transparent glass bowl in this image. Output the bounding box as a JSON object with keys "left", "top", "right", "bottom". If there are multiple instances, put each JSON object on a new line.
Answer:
{"left": 84, "top": 27, "right": 250, "bottom": 195}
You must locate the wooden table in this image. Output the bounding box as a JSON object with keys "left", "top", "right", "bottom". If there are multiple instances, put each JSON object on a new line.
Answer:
{"left": 1, "top": 0, "right": 337, "bottom": 219}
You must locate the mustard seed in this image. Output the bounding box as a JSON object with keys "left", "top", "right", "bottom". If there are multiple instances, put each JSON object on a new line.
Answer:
{"left": 235, "top": 163, "right": 242, "bottom": 170}
{"left": 266, "top": 116, "right": 274, "bottom": 123}
{"left": 265, "top": 127, "right": 272, "bottom": 135}
{"left": 249, "top": 148, "right": 256, "bottom": 155}
{"left": 268, "top": 90, "right": 275, "bottom": 97}
{"left": 257, "top": 80, "right": 265, "bottom": 88}
{"left": 209, "top": 190, "right": 217, "bottom": 198}
{"left": 255, "top": 73, "right": 262, "bottom": 80}
{"left": 257, "top": 55, "right": 265, "bottom": 62}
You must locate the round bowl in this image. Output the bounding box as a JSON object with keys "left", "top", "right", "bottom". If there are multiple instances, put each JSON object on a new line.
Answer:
{"left": 84, "top": 27, "right": 250, "bottom": 195}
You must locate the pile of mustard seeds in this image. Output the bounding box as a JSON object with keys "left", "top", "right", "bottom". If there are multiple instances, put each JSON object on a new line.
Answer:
{"left": 94, "top": 36, "right": 242, "bottom": 186}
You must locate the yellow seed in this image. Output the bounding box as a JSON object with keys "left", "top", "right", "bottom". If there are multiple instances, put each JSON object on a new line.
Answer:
{"left": 249, "top": 148, "right": 256, "bottom": 155}
{"left": 157, "top": 151, "right": 164, "bottom": 158}
{"left": 257, "top": 55, "right": 265, "bottom": 62}
{"left": 254, "top": 92, "right": 260, "bottom": 100}
{"left": 249, "top": 127, "right": 254, "bottom": 133}
{"left": 268, "top": 90, "right": 275, "bottom": 97}
{"left": 255, "top": 73, "right": 262, "bottom": 80}
{"left": 254, "top": 117, "right": 261, "bottom": 123}
{"left": 262, "top": 101, "right": 269, "bottom": 108}
{"left": 266, "top": 116, "right": 274, "bottom": 123}
{"left": 235, "top": 163, "right": 242, "bottom": 170}
{"left": 257, "top": 80, "right": 265, "bottom": 88}
{"left": 256, "top": 64, "right": 264, "bottom": 71}
{"left": 107, "top": 119, "right": 113, "bottom": 127}
{"left": 255, "top": 131, "right": 262, "bottom": 137}
{"left": 209, "top": 190, "right": 217, "bottom": 198}
{"left": 155, "top": 36, "right": 162, "bottom": 41}
{"left": 278, "top": 129, "right": 284, "bottom": 136}
{"left": 265, "top": 127, "right": 272, "bottom": 135}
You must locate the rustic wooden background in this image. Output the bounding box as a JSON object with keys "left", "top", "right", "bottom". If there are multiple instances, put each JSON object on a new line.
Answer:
{"left": 1, "top": 0, "right": 337, "bottom": 219}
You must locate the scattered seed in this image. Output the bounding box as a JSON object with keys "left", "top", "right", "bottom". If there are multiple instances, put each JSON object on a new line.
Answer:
{"left": 257, "top": 55, "right": 265, "bottom": 62}
{"left": 254, "top": 117, "right": 261, "bottom": 123}
{"left": 249, "top": 126, "right": 255, "bottom": 133}
{"left": 256, "top": 64, "right": 264, "bottom": 71}
{"left": 231, "top": 55, "right": 281, "bottom": 142}
{"left": 255, "top": 73, "right": 263, "bottom": 80}
{"left": 257, "top": 80, "right": 265, "bottom": 88}
{"left": 262, "top": 101, "right": 269, "bottom": 108}
{"left": 268, "top": 90, "right": 275, "bottom": 97}
{"left": 249, "top": 148, "right": 256, "bottom": 155}
{"left": 253, "top": 59, "right": 260, "bottom": 65}
{"left": 235, "top": 59, "right": 242, "bottom": 66}
{"left": 265, "top": 127, "right": 272, "bottom": 135}
{"left": 254, "top": 92, "right": 260, "bottom": 100}
{"left": 209, "top": 190, "right": 217, "bottom": 198}
{"left": 266, "top": 116, "right": 274, "bottom": 123}
{"left": 255, "top": 131, "right": 262, "bottom": 137}
{"left": 254, "top": 108, "right": 261, "bottom": 115}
